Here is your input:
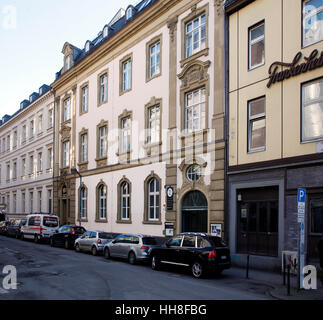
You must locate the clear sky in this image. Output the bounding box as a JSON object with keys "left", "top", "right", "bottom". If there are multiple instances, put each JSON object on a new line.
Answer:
{"left": 0, "top": 0, "right": 137, "bottom": 119}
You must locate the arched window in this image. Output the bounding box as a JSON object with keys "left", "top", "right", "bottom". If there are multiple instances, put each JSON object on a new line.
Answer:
{"left": 148, "top": 178, "right": 159, "bottom": 221}
{"left": 103, "top": 26, "right": 108, "bottom": 38}
{"left": 126, "top": 7, "right": 132, "bottom": 20}
{"left": 98, "top": 184, "right": 107, "bottom": 220}
{"left": 80, "top": 187, "right": 87, "bottom": 219}
{"left": 85, "top": 41, "right": 91, "bottom": 53}
{"left": 121, "top": 181, "right": 130, "bottom": 220}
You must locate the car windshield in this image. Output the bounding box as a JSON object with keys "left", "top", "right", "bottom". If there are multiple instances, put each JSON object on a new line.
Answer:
{"left": 43, "top": 217, "right": 58, "bottom": 228}
{"left": 209, "top": 236, "right": 226, "bottom": 247}
{"left": 142, "top": 237, "right": 157, "bottom": 245}
{"left": 99, "top": 233, "right": 115, "bottom": 239}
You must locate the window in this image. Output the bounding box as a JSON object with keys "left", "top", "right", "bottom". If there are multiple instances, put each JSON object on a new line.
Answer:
{"left": 22, "top": 193, "right": 25, "bottom": 213}
{"left": 48, "top": 109, "right": 53, "bottom": 129}
{"left": 13, "top": 161, "right": 17, "bottom": 180}
{"left": 6, "top": 164, "right": 10, "bottom": 181}
{"left": 148, "top": 105, "right": 160, "bottom": 144}
{"left": 65, "top": 56, "right": 71, "bottom": 71}
{"left": 182, "top": 236, "right": 196, "bottom": 248}
{"left": 126, "top": 7, "right": 132, "bottom": 20}
{"left": 29, "top": 155, "right": 34, "bottom": 174}
{"left": 121, "top": 117, "right": 131, "bottom": 153}
{"left": 302, "top": 78, "right": 323, "bottom": 142}
{"left": 122, "top": 59, "right": 132, "bottom": 92}
{"left": 13, "top": 131, "right": 17, "bottom": 148}
{"left": 30, "top": 120, "right": 34, "bottom": 138}
{"left": 121, "top": 182, "right": 130, "bottom": 220}
{"left": 48, "top": 148, "right": 53, "bottom": 169}
{"left": 85, "top": 41, "right": 90, "bottom": 52}
{"left": 249, "top": 22, "right": 265, "bottom": 70}
{"left": 38, "top": 191, "right": 42, "bottom": 212}
{"left": 80, "top": 133, "right": 88, "bottom": 162}
{"left": 186, "top": 164, "right": 202, "bottom": 182}
{"left": 48, "top": 190, "right": 52, "bottom": 213}
{"left": 13, "top": 194, "right": 16, "bottom": 213}
{"left": 248, "top": 97, "right": 266, "bottom": 152}
{"left": 310, "top": 199, "right": 323, "bottom": 233}
{"left": 81, "top": 86, "right": 89, "bottom": 112}
{"left": 63, "top": 98, "right": 71, "bottom": 122}
{"left": 185, "top": 87, "right": 206, "bottom": 133}
{"left": 100, "top": 74, "right": 108, "bottom": 104}
{"left": 149, "top": 41, "right": 161, "bottom": 79}
{"left": 80, "top": 187, "right": 87, "bottom": 219}
{"left": 63, "top": 141, "right": 70, "bottom": 167}
{"left": 22, "top": 125, "right": 26, "bottom": 142}
{"left": 7, "top": 134, "right": 10, "bottom": 150}
{"left": 30, "top": 192, "right": 33, "bottom": 213}
{"left": 22, "top": 158, "right": 26, "bottom": 177}
{"left": 99, "top": 126, "right": 107, "bottom": 158}
{"left": 103, "top": 26, "right": 108, "bottom": 38}
{"left": 98, "top": 184, "right": 107, "bottom": 220}
{"left": 38, "top": 114, "right": 43, "bottom": 133}
{"left": 38, "top": 152, "right": 42, "bottom": 172}
{"left": 148, "top": 178, "right": 160, "bottom": 221}
{"left": 303, "top": 0, "right": 323, "bottom": 47}
{"left": 167, "top": 236, "right": 183, "bottom": 247}
{"left": 185, "top": 14, "right": 206, "bottom": 58}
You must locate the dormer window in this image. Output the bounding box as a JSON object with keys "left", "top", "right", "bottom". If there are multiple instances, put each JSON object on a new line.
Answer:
{"left": 103, "top": 26, "right": 109, "bottom": 38}
{"left": 65, "top": 56, "right": 71, "bottom": 71}
{"left": 85, "top": 41, "right": 91, "bottom": 53}
{"left": 126, "top": 7, "right": 132, "bottom": 20}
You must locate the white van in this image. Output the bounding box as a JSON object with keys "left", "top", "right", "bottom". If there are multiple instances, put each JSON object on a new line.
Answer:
{"left": 21, "top": 214, "right": 59, "bottom": 243}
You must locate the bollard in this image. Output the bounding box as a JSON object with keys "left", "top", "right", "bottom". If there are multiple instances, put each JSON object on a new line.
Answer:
{"left": 287, "top": 264, "right": 291, "bottom": 296}
{"left": 246, "top": 255, "right": 250, "bottom": 279}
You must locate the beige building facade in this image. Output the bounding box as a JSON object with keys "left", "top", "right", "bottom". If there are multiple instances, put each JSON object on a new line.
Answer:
{"left": 52, "top": 0, "right": 226, "bottom": 238}
{"left": 225, "top": 0, "right": 323, "bottom": 269}
{"left": 0, "top": 85, "right": 54, "bottom": 219}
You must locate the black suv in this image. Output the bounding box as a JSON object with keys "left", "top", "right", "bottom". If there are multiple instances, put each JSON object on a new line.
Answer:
{"left": 50, "top": 225, "right": 86, "bottom": 249}
{"left": 7, "top": 218, "right": 27, "bottom": 239}
{"left": 149, "top": 232, "right": 231, "bottom": 278}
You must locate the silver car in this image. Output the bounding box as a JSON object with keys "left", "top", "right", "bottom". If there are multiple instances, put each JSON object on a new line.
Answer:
{"left": 103, "top": 234, "right": 158, "bottom": 264}
{"left": 75, "top": 231, "right": 117, "bottom": 256}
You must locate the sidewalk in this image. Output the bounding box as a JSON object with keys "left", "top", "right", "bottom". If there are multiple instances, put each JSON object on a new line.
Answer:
{"left": 231, "top": 266, "right": 323, "bottom": 300}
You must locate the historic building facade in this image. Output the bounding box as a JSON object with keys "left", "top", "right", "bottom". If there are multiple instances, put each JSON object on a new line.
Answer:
{"left": 0, "top": 85, "right": 54, "bottom": 219}
{"left": 225, "top": 0, "right": 323, "bottom": 269}
{"left": 52, "top": 0, "right": 226, "bottom": 237}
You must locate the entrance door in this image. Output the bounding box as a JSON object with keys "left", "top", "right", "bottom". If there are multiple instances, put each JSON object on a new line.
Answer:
{"left": 181, "top": 191, "right": 208, "bottom": 233}
{"left": 308, "top": 197, "right": 323, "bottom": 259}
{"left": 237, "top": 187, "right": 279, "bottom": 257}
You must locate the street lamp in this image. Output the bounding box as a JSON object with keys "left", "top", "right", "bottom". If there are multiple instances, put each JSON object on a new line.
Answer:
{"left": 71, "top": 167, "right": 82, "bottom": 227}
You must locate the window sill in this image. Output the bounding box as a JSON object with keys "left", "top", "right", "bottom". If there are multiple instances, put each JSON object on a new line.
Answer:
{"left": 179, "top": 128, "right": 207, "bottom": 139}
{"left": 119, "top": 88, "right": 132, "bottom": 97}
{"left": 180, "top": 48, "right": 209, "bottom": 68}
{"left": 46, "top": 168, "right": 53, "bottom": 173}
{"left": 247, "top": 147, "right": 266, "bottom": 154}
{"left": 62, "top": 120, "right": 71, "bottom": 125}
{"left": 95, "top": 219, "right": 108, "bottom": 223}
{"left": 142, "top": 220, "right": 162, "bottom": 225}
{"left": 116, "top": 219, "right": 132, "bottom": 224}
{"left": 248, "top": 62, "right": 265, "bottom": 72}
{"left": 146, "top": 72, "right": 161, "bottom": 83}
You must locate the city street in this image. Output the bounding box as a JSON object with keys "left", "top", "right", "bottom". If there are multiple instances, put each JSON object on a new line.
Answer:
{"left": 0, "top": 235, "right": 274, "bottom": 300}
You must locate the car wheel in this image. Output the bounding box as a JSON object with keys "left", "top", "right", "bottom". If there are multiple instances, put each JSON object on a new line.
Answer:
{"left": 104, "top": 247, "right": 110, "bottom": 259}
{"left": 75, "top": 243, "right": 81, "bottom": 252}
{"left": 50, "top": 237, "right": 55, "bottom": 247}
{"left": 64, "top": 239, "right": 70, "bottom": 250}
{"left": 151, "top": 256, "right": 160, "bottom": 271}
{"left": 128, "top": 251, "right": 136, "bottom": 265}
{"left": 92, "top": 246, "right": 98, "bottom": 256}
{"left": 192, "top": 261, "right": 204, "bottom": 279}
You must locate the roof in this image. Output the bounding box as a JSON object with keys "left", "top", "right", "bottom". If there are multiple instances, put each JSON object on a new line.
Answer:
{"left": 55, "top": 0, "right": 159, "bottom": 81}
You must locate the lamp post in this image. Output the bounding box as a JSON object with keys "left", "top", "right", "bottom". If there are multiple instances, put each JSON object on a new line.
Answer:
{"left": 71, "top": 168, "right": 82, "bottom": 227}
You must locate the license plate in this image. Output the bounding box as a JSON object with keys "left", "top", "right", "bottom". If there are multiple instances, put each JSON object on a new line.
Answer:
{"left": 221, "top": 256, "right": 227, "bottom": 260}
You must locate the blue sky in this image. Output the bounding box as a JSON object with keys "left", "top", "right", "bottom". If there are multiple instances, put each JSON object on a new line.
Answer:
{"left": 0, "top": 0, "right": 137, "bottom": 119}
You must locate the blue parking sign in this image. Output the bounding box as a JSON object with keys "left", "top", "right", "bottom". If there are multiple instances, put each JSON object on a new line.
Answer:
{"left": 298, "top": 188, "right": 306, "bottom": 202}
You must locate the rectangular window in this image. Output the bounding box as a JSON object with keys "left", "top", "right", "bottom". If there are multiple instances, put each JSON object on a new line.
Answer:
{"left": 48, "top": 190, "right": 52, "bottom": 213}
{"left": 81, "top": 133, "right": 88, "bottom": 162}
{"left": 121, "top": 117, "right": 131, "bottom": 153}
{"left": 248, "top": 97, "right": 266, "bottom": 152}
{"left": 148, "top": 105, "right": 160, "bottom": 144}
{"left": 7, "top": 134, "right": 10, "bottom": 150}
{"left": 22, "top": 193, "right": 25, "bottom": 213}
{"left": 13, "top": 194, "right": 16, "bottom": 213}
{"left": 249, "top": 22, "right": 265, "bottom": 70}
{"left": 6, "top": 164, "right": 10, "bottom": 181}
{"left": 48, "top": 148, "right": 53, "bottom": 169}
{"left": 149, "top": 41, "right": 161, "bottom": 78}
{"left": 82, "top": 86, "right": 89, "bottom": 112}
{"left": 38, "top": 114, "right": 43, "bottom": 133}
{"left": 63, "top": 98, "right": 71, "bottom": 122}
{"left": 38, "top": 152, "right": 42, "bottom": 172}
{"left": 13, "top": 131, "right": 17, "bottom": 148}
{"left": 99, "top": 127, "right": 107, "bottom": 158}
{"left": 22, "top": 125, "right": 26, "bottom": 142}
{"left": 185, "top": 87, "right": 206, "bottom": 133}
{"left": 22, "top": 158, "right": 26, "bottom": 177}
{"left": 38, "top": 191, "right": 42, "bottom": 212}
{"left": 303, "top": 0, "right": 323, "bottom": 47}
{"left": 30, "top": 192, "right": 33, "bottom": 213}
{"left": 30, "top": 120, "right": 34, "bottom": 138}
{"left": 29, "top": 155, "right": 34, "bottom": 174}
{"left": 63, "top": 141, "right": 70, "bottom": 167}
{"left": 185, "top": 14, "right": 206, "bottom": 58}
{"left": 100, "top": 75, "right": 107, "bottom": 104}
{"left": 122, "top": 59, "right": 132, "bottom": 92}
{"left": 13, "top": 162, "right": 17, "bottom": 180}
{"left": 302, "top": 78, "right": 323, "bottom": 142}
{"left": 48, "top": 109, "right": 53, "bottom": 129}
{"left": 81, "top": 188, "right": 87, "bottom": 219}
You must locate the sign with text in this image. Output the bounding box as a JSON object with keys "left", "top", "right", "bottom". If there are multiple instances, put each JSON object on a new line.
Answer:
{"left": 297, "top": 188, "right": 306, "bottom": 223}
{"left": 166, "top": 187, "right": 174, "bottom": 211}
{"left": 297, "top": 188, "right": 306, "bottom": 289}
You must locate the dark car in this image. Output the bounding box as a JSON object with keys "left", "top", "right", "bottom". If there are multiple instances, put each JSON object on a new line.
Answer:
{"left": 7, "top": 219, "right": 27, "bottom": 239}
{"left": 50, "top": 225, "right": 86, "bottom": 249}
{"left": 0, "top": 221, "right": 10, "bottom": 236}
{"left": 149, "top": 232, "right": 231, "bottom": 278}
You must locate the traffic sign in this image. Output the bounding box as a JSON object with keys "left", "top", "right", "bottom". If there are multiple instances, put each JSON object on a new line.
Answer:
{"left": 297, "top": 189, "right": 306, "bottom": 223}
{"left": 297, "top": 188, "right": 306, "bottom": 289}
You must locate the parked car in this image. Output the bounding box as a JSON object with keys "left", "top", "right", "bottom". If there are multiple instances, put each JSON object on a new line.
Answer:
{"left": 0, "top": 221, "right": 10, "bottom": 236}
{"left": 75, "top": 231, "right": 117, "bottom": 256}
{"left": 21, "top": 214, "right": 59, "bottom": 243}
{"left": 103, "top": 234, "right": 158, "bottom": 264}
{"left": 7, "top": 218, "right": 27, "bottom": 239}
{"left": 50, "top": 225, "right": 86, "bottom": 249}
{"left": 149, "top": 232, "right": 231, "bottom": 278}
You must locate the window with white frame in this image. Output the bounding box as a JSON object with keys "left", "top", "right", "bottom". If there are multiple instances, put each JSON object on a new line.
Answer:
{"left": 65, "top": 56, "right": 71, "bottom": 71}
{"left": 80, "top": 187, "right": 87, "bottom": 219}
{"left": 63, "top": 98, "right": 71, "bottom": 122}
{"left": 98, "top": 184, "right": 107, "bottom": 219}
{"left": 126, "top": 7, "right": 132, "bottom": 20}
{"left": 121, "top": 117, "right": 131, "bottom": 153}
{"left": 30, "top": 191, "right": 33, "bottom": 213}
{"left": 185, "top": 14, "right": 206, "bottom": 58}
{"left": 82, "top": 86, "right": 89, "bottom": 112}
{"left": 13, "top": 131, "right": 17, "bottom": 148}
{"left": 29, "top": 155, "right": 34, "bottom": 174}
{"left": 22, "top": 158, "right": 26, "bottom": 177}
{"left": 48, "top": 109, "right": 53, "bottom": 129}
{"left": 148, "top": 105, "right": 160, "bottom": 144}
{"left": 249, "top": 22, "right": 265, "bottom": 70}
{"left": 302, "top": 78, "right": 323, "bottom": 142}
{"left": 122, "top": 59, "right": 132, "bottom": 92}
{"left": 100, "top": 75, "right": 107, "bottom": 104}
{"left": 121, "top": 182, "right": 130, "bottom": 220}
{"left": 48, "top": 148, "right": 53, "bottom": 169}
{"left": 22, "top": 125, "right": 26, "bottom": 142}
{"left": 7, "top": 134, "right": 10, "bottom": 150}
{"left": 22, "top": 193, "right": 25, "bottom": 213}
{"left": 30, "top": 120, "right": 34, "bottom": 138}
{"left": 99, "top": 126, "right": 107, "bottom": 158}
{"left": 80, "top": 133, "right": 88, "bottom": 162}
{"left": 185, "top": 87, "right": 206, "bottom": 133}
{"left": 248, "top": 97, "right": 266, "bottom": 152}
{"left": 186, "top": 164, "right": 202, "bottom": 182}
{"left": 63, "top": 141, "right": 70, "bottom": 167}
{"left": 13, "top": 161, "right": 17, "bottom": 180}
{"left": 38, "top": 114, "right": 43, "bottom": 133}
{"left": 103, "top": 26, "right": 108, "bottom": 38}
{"left": 6, "top": 164, "right": 10, "bottom": 181}
{"left": 38, "top": 152, "right": 42, "bottom": 172}
{"left": 303, "top": 0, "right": 323, "bottom": 47}
{"left": 38, "top": 190, "right": 42, "bottom": 212}
{"left": 149, "top": 41, "right": 161, "bottom": 78}
{"left": 148, "top": 178, "right": 160, "bottom": 221}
